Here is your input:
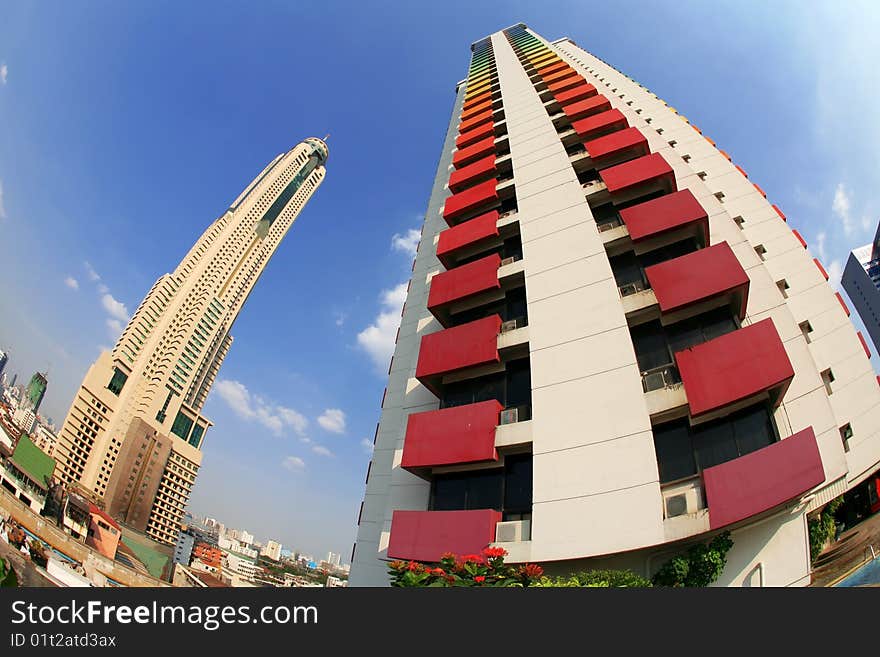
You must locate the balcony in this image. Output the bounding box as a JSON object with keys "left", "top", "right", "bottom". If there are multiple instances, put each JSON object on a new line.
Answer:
{"left": 387, "top": 509, "right": 502, "bottom": 562}
{"left": 461, "top": 99, "right": 494, "bottom": 123}
{"left": 416, "top": 314, "right": 502, "bottom": 395}
{"left": 599, "top": 153, "right": 676, "bottom": 205}
{"left": 436, "top": 210, "right": 500, "bottom": 268}
{"left": 448, "top": 154, "right": 497, "bottom": 193}
{"left": 562, "top": 94, "right": 612, "bottom": 122}
{"left": 459, "top": 109, "right": 495, "bottom": 134}
{"left": 442, "top": 178, "right": 499, "bottom": 224}
{"left": 427, "top": 254, "right": 502, "bottom": 321}
{"left": 540, "top": 67, "right": 578, "bottom": 87}
{"left": 571, "top": 108, "right": 628, "bottom": 141}
{"left": 553, "top": 81, "right": 597, "bottom": 107}
{"left": 456, "top": 121, "right": 495, "bottom": 150}
{"left": 585, "top": 127, "right": 650, "bottom": 169}
{"left": 619, "top": 189, "right": 708, "bottom": 253}
{"left": 401, "top": 400, "right": 502, "bottom": 471}
{"left": 453, "top": 136, "right": 497, "bottom": 169}
{"left": 703, "top": 426, "right": 824, "bottom": 529}
{"left": 645, "top": 242, "right": 749, "bottom": 323}
{"left": 537, "top": 60, "right": 569, "bottom": 76}
{"left": 547, "top": 75, "right": 586, "bottom": 95}
{"left": 674, "top": 318, "right": 794, "bottom": 419}
{"left": 463, "top": 89, "right": 492, "bottom": 111}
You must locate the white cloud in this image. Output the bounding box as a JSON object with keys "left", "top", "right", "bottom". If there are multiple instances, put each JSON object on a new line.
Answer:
{"left": 827, "top": 259, "right": 844, "bottom": 289}
{"left": 106, "top": 318, "right": 124, "bottom": 338}
{"left": 282, "top": 456, "right": 305, "bottom": 473}
{"left": 832, "top": 183, "right": 855, "bottom": 236}
{"left": 101, "top": 293, "right": 129, "bottom": 322}
{"left": 357, "top": 283, "right": 407, "bottom": 373}
{"left": 213, "top": 379, "right": 309, "bottom": 437}
{"left": 391, "top": 228, "right": 421, "bottom": 257}
{"left": 317, "top": 408, "right": 346, "bottom": 434}
{"left": 311, "top": 445, "right": 334, "bottom": 457}
{"left": 64, "top": 276, "right": 79, "bottom": 291}
{"left": 0, "top": 64, "right": 7, "bottom": 85}
{"left": 334, "top": 312, "right": 346, "bottom": 327}
{"left": 0, "top": 180, "right": 6, "bottom": 219}
{"left": 814, "top": 231, "right": 828, "bottom": 262}
{"left": 84, "top": 261, "right": 100, "bottom": 282}
{"left": 360, "top": 438, "right": 374, "bottom": 454}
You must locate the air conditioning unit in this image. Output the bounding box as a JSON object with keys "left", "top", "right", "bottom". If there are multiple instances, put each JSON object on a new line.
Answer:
{"left": 495, "top": 519, "right": 531, "bottom": 543}
{"left": 499, "top": 408, "right": 519, "bottom": 425}
{"left": 662, "top": 485, "right": 703, "bottom": 519}
{"left": 597, "top": 221, "right": 616, "bottom": 232}
{"left": 642, "top": 370, "right": 666, "bottom": 392}
{"left": 500, "top": 319, "right": 519, "bottom": 333}
{"left": 619, "top": 282, "right": 639, "bottom": 297}
{"left": 500, "top": 256, "right": 517, "bottom": 266}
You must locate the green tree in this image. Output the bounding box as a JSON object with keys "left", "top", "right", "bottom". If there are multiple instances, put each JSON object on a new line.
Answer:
{"left": 652, "top": 531, "right": 734, "bottom": 587}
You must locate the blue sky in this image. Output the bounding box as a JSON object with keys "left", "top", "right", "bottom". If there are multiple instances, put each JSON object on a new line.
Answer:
{"left": 1, "top": 1, "right": 879, "bottom": 560}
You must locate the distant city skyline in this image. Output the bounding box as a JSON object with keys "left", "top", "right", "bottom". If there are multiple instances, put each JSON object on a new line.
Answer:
{"left": 2, "top": 1, "right": 880, "bottom": 561}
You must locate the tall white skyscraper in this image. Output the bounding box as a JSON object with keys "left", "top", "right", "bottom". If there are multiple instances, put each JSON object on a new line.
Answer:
{"left": 53, "top": 137, "right": 328, "bottom": 545}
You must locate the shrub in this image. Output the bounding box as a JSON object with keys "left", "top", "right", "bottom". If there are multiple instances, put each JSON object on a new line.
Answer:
{"left": 531, "top": 569, "right": 652, "bottom": 588}
{"left": 652, "top": 531, "right": 733, "bottom": 587}
{"left": 809, "top": 496, "right": 844, "bottom": 562}
{"left": 0, "top": 558, "right": 18, "bottom": 587}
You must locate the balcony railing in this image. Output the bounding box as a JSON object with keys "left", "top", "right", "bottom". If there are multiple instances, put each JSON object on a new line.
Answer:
{"left": 618, "top": 278, "right": 649, "bottom": 298}
{"left": 641, "top": 363, "right": 681, "bottom": 393}
{"left": 597, "top": 215, "right": 624, "bottom": 232}
{"left": 499, "top": 404, "right": 531, "bottom": 424}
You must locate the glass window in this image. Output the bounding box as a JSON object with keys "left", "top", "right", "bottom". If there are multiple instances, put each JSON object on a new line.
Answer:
{"left": 631, "top": 321, "right": 672, "bottom": 371}
{"left": 503, "top": 454, "right": 532, "bottom": 514}
{"left": 108, "top": 369, "right": 128, "bottom": 396}
{"left": 170, "top": 411, "right": 194, "bottom": 441}
{"left": 188, "top": 424, "right": 205, "bottom": 449}
{"left": 653, "top": 422, "right": 697, "bottom": 482}
{"left": 609, "top": 251, "right": 644, "bottom": 288}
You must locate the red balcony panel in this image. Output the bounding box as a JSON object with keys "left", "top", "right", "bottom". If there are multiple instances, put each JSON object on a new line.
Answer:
{"left": 554, "top": 81, "right": 597, "bottom": 106}
{"left": 537, "top": 60, "right": 568, "bottom": 76}
{"left": 835, "top": 292, "right": 850, "bottom": 317}
{"left": 459, "top": 109, "right": 495, "bottom": 133}
{"left": 704, "top": 426, "right": 824, "bottom": 530}
{"left": 401, "top": 400, "right": 502, "bottom": 470}
{"left": 436, "top": 211, "right": 499, "bottom": 268}
{"left": 619, "top": 189, "right": 708, "bottom": 245}
{"left": 735, "top": 165, "right": 749, "bottom": 179}
{"left": 563, "top": 94, "right": 612, "bottom": 122}
{"left": 461, "top": 99, "right": 494, "bottom": 123}
{"left": 428, "top": 254, "right": 501, "bottom": 311}
{"left": 448, "top": 155, "right": 497, "bottom": 193}
{"left": 442, "top": 178, "right": 498, "bottom": 223}
{"left": 452, "top": 136, "right": 497, "bottom": 169}
{"left": 542, "top": 67, "right": 579, "bottom": 86}
{"left": 645, "top": 242, "right": 750, "bottom": 319}
{"left": 814, "top": 258, "right": 829, "bottom": 281}
{"left": 600, "top": 152, "right": 676, "bottom": 197}
{"left": 456, "top": 121, "right": 495, "bottom": 150}
{"left": 547, "top": 75, "right": 586, "bottom": 94}
{"left": 792, "top": 229, "right": 807, "bottom": 248}
{"left": 675, "top": 318, "right": 795, "bottom": 418}
{"left": 584, "top": 126, "right": 650, "bottom": 167}
{"left": 858, "top": 331, "right": 872, "bottom": 358}
{"left": 571, "top": 108, "right": 628, "bottom": 141}
{"left": 773, "top": 205, "right": 786, "bottom": 222}
{"left": 416, "top": 315, "right": 502, "bottom": 383}
{"left": 753, "top": 183, "right": 767, "bottom": 198}
{"left": 388, "top": 509, "right": 502, "bottom": 562}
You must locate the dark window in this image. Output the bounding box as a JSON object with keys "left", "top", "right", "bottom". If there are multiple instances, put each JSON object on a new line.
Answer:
{"left": 108, "top": 368, "right": 128, "bottom": 396}
{"left": 189, "top": 424, "right": 205, "bottom": 449}
{"left": 456, "top": 234, "right": 523, "bottom": 267}
{"left": 170, "top": 411, "right": 194, "bottom": 440}
{"left": 156, "top": 389, "right": 175, "bottom": 424}
{"left": 440, "top": 357, "right": 531, "bottom": 412}
{"left": 631, "top": 307, "right": 739, "bottom": 373}
{"left": 449, "top": 285, "right": 528, "bottom": 327}
{"left": 653, "top": 404, "right": 777, "bottom": 484}
{"left": 430, "top": 453, "right": 532, "bottom": 519}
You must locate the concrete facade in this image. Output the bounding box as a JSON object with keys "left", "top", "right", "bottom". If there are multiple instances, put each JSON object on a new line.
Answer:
{"left": 350, "top": 25, "right": 880, "bottom": 587}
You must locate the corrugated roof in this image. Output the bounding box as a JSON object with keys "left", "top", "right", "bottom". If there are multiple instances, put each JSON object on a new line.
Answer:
{"left": 9, "top": 435, "right": 55, "bottom": 490}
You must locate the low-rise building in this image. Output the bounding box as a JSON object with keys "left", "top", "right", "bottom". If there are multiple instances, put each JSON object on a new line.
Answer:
{"left": 1, "top": 434, "right": 54, "bottom": 513}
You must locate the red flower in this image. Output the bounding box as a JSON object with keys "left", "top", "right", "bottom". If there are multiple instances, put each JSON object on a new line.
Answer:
{"left": 431, "top": 567, "right": 445, "bottom": 576}
{"left": 389, "top": 561, "right": 406, "bottom": 570}
{"left": 462, "top": 554, "right": 483, "bottom": 563}
{"left": 407, "top": 561, "right": 421, "bottom": 572}
{"left": 440, "top": 552, "right": 456, "bottom": 561}
{"left": 474, "top": 576, "right": 486, "bottom": 584}
{"left": 482, "top": 547, "right": 507, "bottom": 559}
{"left": 519, "top": 563, "right": 544, "bottom": 578}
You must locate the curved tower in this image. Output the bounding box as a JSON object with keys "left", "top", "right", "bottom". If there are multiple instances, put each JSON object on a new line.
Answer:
{"left": 54, "top": 137, "right": 328, "bottom": 545}
{"left": 349, "top": 24, "right": 880, "bottom": 587}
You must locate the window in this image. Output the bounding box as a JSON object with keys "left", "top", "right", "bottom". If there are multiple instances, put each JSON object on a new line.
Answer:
{"left": 682, "top": 154, "right": 691, "bottom": 162}
{"left": 430, "top": 453, "right": 532, "bottom": 521}
{"left": 440, "top": 357, "right": 531, "bottom": 415}
{"left": 821, "top": 369, "right": 835, "bottom": 395}
{"left": 108, "top": 368, "right": 128, "bottom": 396}
{"left": 840, "top": 424, "right": 853, "bottom": 452}
{"left": 653, "top": 404, "right": 778, "bottom": 483}
{"left": 777, "top": 279, "right": 790, "bottom": 299}
{"left": 755, "top": 244, "right": 767, "bottom": 261}
{"left": 733, "top": 215, "right": 745, "bottom": 229}
{"left": 697, "top": 171, "right": 707, "bottom": 180}
{"left": 714, "top": 191, "right": 725, "bottom": 203}
{"left": 668, "top": 140, "right": 677, "bottom": 148}
{"left": 171, "top": 411, "right": 194, "bottom": 440}
{"left": 799, "top": 321, "right": 813, "bottom": 343}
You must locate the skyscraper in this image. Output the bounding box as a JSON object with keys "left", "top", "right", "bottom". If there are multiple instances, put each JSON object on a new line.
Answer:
{"left": 349, "top": 24, "right": 880, "bottom": 587}
{"left": 842, "top": 221, "right": 880, "bottom": 353}
{"left": 53, "top": 137, "right": 328, "bottom": 545}
{"left": 22, "top": 371, "right": 48, "bottom": 414}
{"left": 0, "top": 349, "right": 7, "bottom": 380}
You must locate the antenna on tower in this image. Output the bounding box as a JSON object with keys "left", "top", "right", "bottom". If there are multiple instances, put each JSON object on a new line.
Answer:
{"left": 323, "top": 134, "right": 330, "bottom": 142}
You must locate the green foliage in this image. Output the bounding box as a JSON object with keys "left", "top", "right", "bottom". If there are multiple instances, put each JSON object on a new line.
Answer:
{"left": 532, "top": 569, "right": 652, "bottom": 588}
{"left": 0, "top": 557, "right": 18, "bottom": 587}
{"left": 652, "top": 531, "right": 734, "bottom": 587}
{"left": 809, "top": 496, "right": 844, "bottom": 562}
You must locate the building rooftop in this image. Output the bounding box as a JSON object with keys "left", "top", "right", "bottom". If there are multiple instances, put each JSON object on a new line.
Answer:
{"left": 9, "top": 434, "right": 55, "bottom": 490}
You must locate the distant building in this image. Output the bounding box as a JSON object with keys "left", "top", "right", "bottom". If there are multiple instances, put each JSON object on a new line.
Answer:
{"left": 22, "top": 372, "right": 48, "bottom": 414}
{"left": 174, "top": 531, "right": 196, "bottom": 567}
{"left": 192, "top": 542, "right": 223, "bottom": 573}
{"left": 0, "top": 434, "right": 55, "bottom": 513}
{"left": 239, "top": 530, "right": 254, "bottom": 545}
{"left": 86, "top": 505, "right": 122, "bottom": 559}
{"left": 326, "top": 551, "right": 341, "bottom": 567}
{"left": 32, "top": 424, "right": 58, "bottom": 457}
{"left": 0, "top": 350, "right": 7, "bottom": 380}
{"left": 842, "top": 221, "right": 880, "bottom": 352}
{"left": 12, "top": 408, "right": 36, "bottom": 434}
{"left": 326, "top": 576, "right": 348, "bottom": 588}
{"left": 261, "top": 539, "right": 282, "bottom": 562}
